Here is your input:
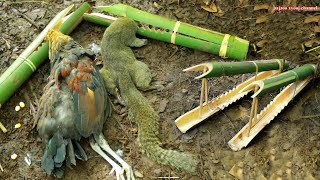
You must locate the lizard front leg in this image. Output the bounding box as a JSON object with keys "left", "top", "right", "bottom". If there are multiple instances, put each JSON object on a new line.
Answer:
{"left": 129, "top": 60, "right": 164, "bottom": 92}
{"left": 100, "top": 66, "right": 125, "bottom": 105}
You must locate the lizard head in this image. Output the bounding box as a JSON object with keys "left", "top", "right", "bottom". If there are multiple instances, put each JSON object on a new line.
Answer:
{"left": 101, "top": 17, "right": 138, "bottom": 48}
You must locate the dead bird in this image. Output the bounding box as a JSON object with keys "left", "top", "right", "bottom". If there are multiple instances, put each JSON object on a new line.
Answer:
{"left": 35, "top": 29, "right": 134, "bottom": 179}
{"left": 100, "top": 17, "right": 199, "bottom": 173}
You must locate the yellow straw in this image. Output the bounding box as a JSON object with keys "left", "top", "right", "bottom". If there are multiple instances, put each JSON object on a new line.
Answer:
{"left": 0, "top": 121, "right": 7, "bottom": 133}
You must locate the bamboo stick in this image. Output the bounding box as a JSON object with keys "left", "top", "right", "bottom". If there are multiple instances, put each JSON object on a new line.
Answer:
{"left": 184, "top": 59, "right": 289, "bottom": 79}
{"left": 0, "top": 121, "right": 7, "bottom": 133}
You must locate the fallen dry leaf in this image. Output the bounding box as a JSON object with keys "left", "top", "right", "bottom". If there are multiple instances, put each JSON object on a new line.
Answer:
{"left": 203, "top": 0, "right": 211, "bottom": 5}
{"left": 201, "top": 5, "right": 217, "bottom": 12}
{"left": 238, "top": 0, "right": 246, "bottom": 6}
{"left": 304, "top": 16, "right": 320, "bottom": 24}
{"left": 254, "top": 4, "right": 270, "bottom": 11}
{"left": 314, "top": 26, "right": 320, "bottom": 33}
{"left": 256, "top": 39, "right": 269, "bottom": 47}
{"left": 256, "top": 16, "right": 268, "bottom": 24}
{"left": 229, "top": 162, "right": 244, "bottom": 180}
{"left": 201, "top": 0, "right": 218, "bottom": 13}
{"left": 304, "top": 39, "right": 320, "bottom": 47}
{"left": 214, "top": 11, "right": 224, "bottom": 17}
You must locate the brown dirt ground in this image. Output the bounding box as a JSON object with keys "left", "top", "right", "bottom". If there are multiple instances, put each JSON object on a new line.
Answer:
{"left": 0, "top": 0, "right": 319, "bottom": 179}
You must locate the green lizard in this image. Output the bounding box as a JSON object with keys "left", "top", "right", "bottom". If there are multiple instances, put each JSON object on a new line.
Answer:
{"left": 100, "top": 17, "right": 199, "bottom": 173}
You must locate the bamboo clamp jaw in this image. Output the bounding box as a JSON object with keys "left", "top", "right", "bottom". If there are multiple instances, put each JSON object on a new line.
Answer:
{"left": 228, "top": 76, "right": 313, "bottom": 151}
{"left": 175, "top": 65, "right": 281, "bottom": 133}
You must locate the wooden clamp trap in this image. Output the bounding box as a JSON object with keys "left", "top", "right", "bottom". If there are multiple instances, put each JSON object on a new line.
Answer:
{"left": 175, "top": 60, "right": 317, "bottom": 151}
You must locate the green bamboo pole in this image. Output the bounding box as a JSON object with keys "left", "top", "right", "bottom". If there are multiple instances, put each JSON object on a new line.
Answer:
{"left": 0, "top": 2, "right": 91, "bottom": 107}
{"left": 184, "top": 59, "right": 289, "bottom": 79}
{"left": 84, "top": 13, "right": 225, "bottom": 56}
{"left": 256, "top": 64, "right": 317, "bottom": 96}
{"left": 95, "top": 4, "right": 249, "bottom": 60}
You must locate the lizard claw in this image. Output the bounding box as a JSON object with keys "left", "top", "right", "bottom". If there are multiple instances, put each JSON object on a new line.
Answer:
{"left": 115, "top": 88, "right": 126, "bottom": 106}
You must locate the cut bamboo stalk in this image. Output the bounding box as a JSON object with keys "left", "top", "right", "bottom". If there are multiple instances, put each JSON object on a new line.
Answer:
{"left": 85, "top": 9, "right": 249, "bottom": 60}
{"left": 0, "top": 121, "right": 7, "bottom": 133}
{"left": 228, "top": 77, "right": 313, "bottom": 151}
{"left": 184, "top": 59, "right": 288, "bottom": 79}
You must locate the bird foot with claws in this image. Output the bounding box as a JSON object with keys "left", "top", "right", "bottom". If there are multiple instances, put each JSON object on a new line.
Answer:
{"left": 90, "top": 133, "right": 135, "bottom": 180}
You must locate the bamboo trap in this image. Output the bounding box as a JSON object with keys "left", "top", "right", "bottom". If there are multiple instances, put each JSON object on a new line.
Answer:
{"left": 175, "top": 59, "right": 288, "bottom": 133}
{"left": 175, "top": 70, "right": 280, "bottom": 133}
{"left": 228, "top": 64, "right": 317, "bottom": 151}
{"left": 228, "top": 76, "right": 313, "bottom": 151}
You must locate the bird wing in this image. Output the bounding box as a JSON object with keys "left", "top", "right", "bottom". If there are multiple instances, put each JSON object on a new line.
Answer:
{"left": 72, "top": 59, "right": 111, "bottom": 138}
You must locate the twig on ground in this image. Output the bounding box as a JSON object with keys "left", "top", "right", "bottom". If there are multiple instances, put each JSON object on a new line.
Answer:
{"left": 301, "top": 114, "right": 320, "bottom": 119}
{"left": 154, "top": 177, "right": 180, "bottom": 179}
{"left": 12, "top": 8, "right": 40, "bottom": 29}
{"left": 222, "top": 111, "right": 236, "bottom": 131}
{"left": 0, "top": 163, "right": 3, "bottom": 172}
{"left": 9, "top": 1, "right": 48, "bottom": 4}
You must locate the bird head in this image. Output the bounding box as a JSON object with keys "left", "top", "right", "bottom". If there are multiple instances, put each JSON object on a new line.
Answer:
{"left": 46, "top": 29, "right": 72, "bottom": 64}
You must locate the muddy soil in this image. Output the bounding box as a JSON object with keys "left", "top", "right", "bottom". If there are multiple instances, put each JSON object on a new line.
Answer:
{"left": 0, "top": 0, "right": 319, "bottom": 179}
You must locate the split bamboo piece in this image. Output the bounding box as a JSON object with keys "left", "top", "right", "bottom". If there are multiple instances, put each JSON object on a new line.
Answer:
{"left": 228, "top": 64, "right": 317, "bottom": 151}
{"left": 92, "top": 4, "right": 249, "bottom": 60}
{"left": 175, "top": 59, "right": 288, "bottom": 133}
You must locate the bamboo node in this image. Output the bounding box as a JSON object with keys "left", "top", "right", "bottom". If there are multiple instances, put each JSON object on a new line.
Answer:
{"left": 219, "top": 34, "right": 230, "bottom": 58}
{"left": 275, "top": 59, "right": 284, "bottom": 72}
{"left": 170, "top": 21, "right": 181, "bottom": 44}
{"left": 250, "top": 61, "right": 259, "bottom": 81}
{"left": 18, "top": 55, "right": 37, "bottom": 72}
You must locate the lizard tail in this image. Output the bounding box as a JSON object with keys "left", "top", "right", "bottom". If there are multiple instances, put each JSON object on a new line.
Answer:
{"left": 119, "top": 75, "right": 199, "bottom": 173}
{"left": 141, "top": 137, "right": 199, "bottom": 173}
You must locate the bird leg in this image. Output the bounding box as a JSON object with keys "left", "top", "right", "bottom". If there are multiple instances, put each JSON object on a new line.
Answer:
{"left": 89, "top": 136, "right": 125, "bottom": 180}
{"left": 93, "top": 133, "right": 135, "bottom": 180}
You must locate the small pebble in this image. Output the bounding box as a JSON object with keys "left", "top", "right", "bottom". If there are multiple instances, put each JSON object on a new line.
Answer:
{"left": 11, "top": 153, "right": 18, "bottom": 160}
{"left": 19, "top": 102, "right": 25, "bottom": 108}
{"left": 286, "top": 162, "right": 292, "bottom": 168}
{"left": 238, "top": 161, "right": 244, "bottom": 168}
{"left": 270, "top": 148, "right": 276, "bottom": 155}
{"left": 212, "top": 159, "right": 220, "bottom": 164}
{"left": 181, "top": 88, "right": 188, "bottom": 94}
{"left": 15, "top": 106, "right": 20, "bottom": 111}
{"left": 14, "top": 123, "right": 21, "bottom": 129}
{"left": 24, "top": 153, "right": 32, "bottom": 166}
{"left": 282, "top": 142, "right": 291, "bottom": 151}
{"left": 134, "top": 170, "right": 144, "bottom": 178}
